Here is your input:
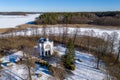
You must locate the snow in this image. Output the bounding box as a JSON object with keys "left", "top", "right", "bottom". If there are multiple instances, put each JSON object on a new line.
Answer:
{"left": 0, "top": 46, "right": 107, "bottom": 80}
{"left": 0, "top": 63, "right": 51, "bottom": 80}
{"left": 0, "top": 51, "right": 51, "bottom": 80}
{"left": 54, "top": 45, "right": 66, "bottom": 56}
{"left": 0, "top": 70, "right": 17, "bottom": 80}
{"left": 69, "top": 52, "right": 106, "bottom": 80}
{"left": 0, "top": 14, "right": 40, "bottom": 28}
{"left": 55, "top": 45, "right": 107, "bottom": 80}
{"left": 0, "top": 51, "right": 23, "bottom": 63}
{"left": 35, "top": 63, "right": 51, "bottom": 80}
{"left": 5, "top": 64, "right": 28, "bottom": 80}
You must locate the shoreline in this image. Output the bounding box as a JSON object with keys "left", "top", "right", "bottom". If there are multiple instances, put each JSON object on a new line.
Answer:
{"left": 16, "top": 24, "right": 120, "bottom": 29}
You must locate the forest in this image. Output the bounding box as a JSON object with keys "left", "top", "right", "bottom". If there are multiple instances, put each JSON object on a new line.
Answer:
{"left": 35, "top": 11, "right": 120, "bottom": 26}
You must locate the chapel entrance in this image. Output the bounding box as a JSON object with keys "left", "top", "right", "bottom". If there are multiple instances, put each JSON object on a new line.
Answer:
{"left": 45, "top": 50, "right": 51, "bottom": 56}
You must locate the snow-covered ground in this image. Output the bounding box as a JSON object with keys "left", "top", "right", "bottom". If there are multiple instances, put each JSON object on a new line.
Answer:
{"left": 1, "top": 27, "right": 120, "bottom": 38}
{"left": 55, "top": 46, "right": 107, "bottom": 80}
{"left": 0, "top": 51, "right": 23, "bottom": 63}
{"left": 0, "top": 45, "right": 107, "bottom": 80}
{"left": 0, "top": 14, "right": 40, "bottom": 28}
{"left": 0, "top": 51, "right": 51, "bottom": 80}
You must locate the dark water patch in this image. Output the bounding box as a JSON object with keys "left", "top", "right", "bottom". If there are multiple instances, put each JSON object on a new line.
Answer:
{"left": 26, "top": 21, "right": 35, "bottom": 24}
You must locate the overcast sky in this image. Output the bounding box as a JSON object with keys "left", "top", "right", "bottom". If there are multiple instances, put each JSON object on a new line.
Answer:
{"left": 0, "top": 0, "right": 119, "bottom": 12}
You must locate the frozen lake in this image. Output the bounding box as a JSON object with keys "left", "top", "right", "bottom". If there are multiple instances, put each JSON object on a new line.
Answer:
{"left": 0, "top": 14, "right": 40, "bottom": 28}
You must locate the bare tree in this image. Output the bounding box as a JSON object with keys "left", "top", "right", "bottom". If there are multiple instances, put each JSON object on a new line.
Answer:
{"left": 31, "top": 28, "right": 34, "bottom": 36}
{"left": 34, "top": 27, "right": 39, "bottom": 37}
{"left": 13, "top": 29, "right": 17, "bottom": 37}
{"left": 52, "top": 27, "right": 56, "bottom": 40}
{"left": 23, "top": 29, "right": 27, "bottom": 36}
{"left": 87, "top": 30, "right": 95, "bottom": 53}
{"left": 96, "top": 41, "right": 101, "bottom": 69}
{"left": 73, "top": 27, "right": 79, "bottom": 44}
{"left": 95, "top": 34, "right": 103, "bottom": 69}
{"left": 58, "top": 26, "right": 62, "bottom": 42}
{"left": 49, "top": 65, "right": 66, "bottom": 80}
{"left": 100, "top": 32, "right": 110, "bottom": 56}
{"left": 49, "top": 27, "right": 55, "bottom": 40}
{"left": 114, "top": 40, "right": 120, "bottom": 64}
{"left": 109, "top": 32, "right": 118, "bottom": 55}
{"left": 23, "top": 47, "right": 35, "bottom": 80}
{"left": 62, "top": 27, "right": 69, "bottom": 45}
{"left": 10, "top": 30, "right": 14, "bottom": 37}
{"left": 42, "top": 25, "right": 47, "bottom": 38}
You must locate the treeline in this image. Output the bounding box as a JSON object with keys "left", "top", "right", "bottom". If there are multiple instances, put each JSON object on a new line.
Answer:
{"left": 35, "top": 11, "right": 120, "bottom": 26}
{"left": 0, "top": 12, "right": 40, "bottom": 15}
{"left": 0, "top": 12, "right": 27, "bottom": 15}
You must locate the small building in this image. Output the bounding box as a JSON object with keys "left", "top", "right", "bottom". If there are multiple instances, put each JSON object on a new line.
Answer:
{"left": 38, "top": 38, "right": 53, "bottom": 57}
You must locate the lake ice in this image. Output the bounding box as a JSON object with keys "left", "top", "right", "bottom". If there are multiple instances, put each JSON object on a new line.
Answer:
{"left": 0, "top": 14, "right": 40, "bottom": 28}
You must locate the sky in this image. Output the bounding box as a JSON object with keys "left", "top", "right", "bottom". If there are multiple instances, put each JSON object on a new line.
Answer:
{"left": 0, "top": 0, "right": 120, "bottom": 12}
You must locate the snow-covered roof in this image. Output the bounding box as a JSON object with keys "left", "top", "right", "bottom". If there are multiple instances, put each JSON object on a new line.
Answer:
{"left": 38, "top": 38, "right": 52, "bottom": 43}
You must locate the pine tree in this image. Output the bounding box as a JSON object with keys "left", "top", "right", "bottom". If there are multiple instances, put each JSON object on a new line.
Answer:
{"left": 62, "top": 39, "right": 75, "bottom": 70}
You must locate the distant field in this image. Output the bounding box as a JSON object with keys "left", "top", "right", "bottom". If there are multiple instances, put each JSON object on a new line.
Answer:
{"left": 0, "top": 28, "right": 9, "bottom": 33}
{"left": 15, "top": 24, "right": 120, "bottom": 29}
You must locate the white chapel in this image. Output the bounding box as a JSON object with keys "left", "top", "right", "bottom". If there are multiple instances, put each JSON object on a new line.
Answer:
{"left": 38, "top": 38, "right": 53, "bottom": 57}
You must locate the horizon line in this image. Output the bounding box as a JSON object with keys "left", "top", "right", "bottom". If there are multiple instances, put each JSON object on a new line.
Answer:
{"left": 0, "top": 10, "right": 120, "bottom": 13}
